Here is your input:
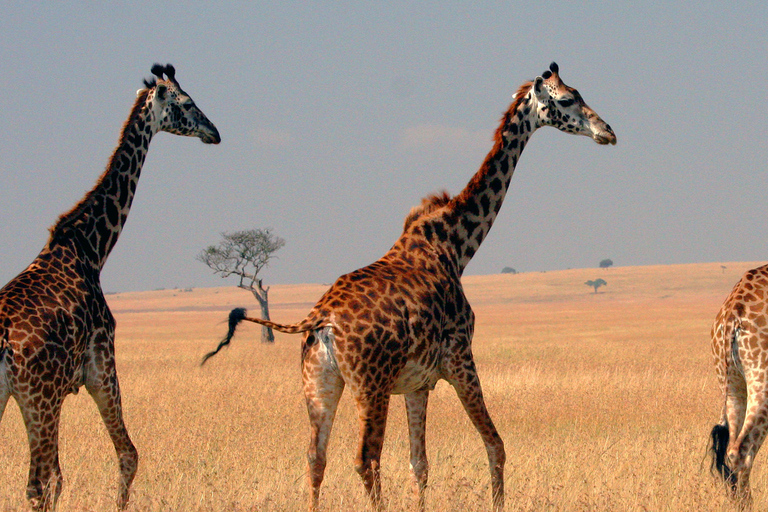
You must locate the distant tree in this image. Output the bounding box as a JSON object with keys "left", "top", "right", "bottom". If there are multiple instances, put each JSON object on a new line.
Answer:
{"left": 585, "top": 278, "right": 607, "bottom": 294}
{"left": 721, "top": 265, "right": 727, "bottom": 274}
{"left": 197, "top": 229, "right": 285, "bottom": 343}
{"left": 501, "top": 267, "right": 517, "bottom": 274}
{"left": 599, "top": 259, "right": 613, "bottom": 268}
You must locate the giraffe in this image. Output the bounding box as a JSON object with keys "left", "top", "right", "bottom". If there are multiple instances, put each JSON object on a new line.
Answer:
{"left": 202, "top": 62, "right": 615, "bottom": 511}
{"left": 710, "top": 263, "right": 768, "bottom": 506}
{"left": 0, "top": 64, "right": 220, "bottom": 511}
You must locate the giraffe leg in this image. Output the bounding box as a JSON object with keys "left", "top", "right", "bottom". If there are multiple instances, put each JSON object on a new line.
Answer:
{"left": 18, "top": 397, "right": 64, "bottom": 511}
{"left": 85, "top": 359, "right": 137, "bottom": 510}
{"left": 0, "top": 359, "right": 9, "bottom": 423}
{"left": 728, "top": 386, "right": 768, "bottom": 507}
{"left": 448, "top": 359, "right": 505, "bottom": 511}
{"left": 405, "top": 389, "right": 429, "bottom": 512}
{"left": 302, "top": 334, "right": 345, "bottom": 512}
{"left": 722, "top": 373, "right": 747, "bottom": 497}
{"left": 353, "top": 392, "right": 391, "bottom": 512}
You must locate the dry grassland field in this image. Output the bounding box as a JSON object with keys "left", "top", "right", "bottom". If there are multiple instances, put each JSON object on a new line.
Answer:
{"left": 0, "top": 262, "right": 764, "bottom": 511}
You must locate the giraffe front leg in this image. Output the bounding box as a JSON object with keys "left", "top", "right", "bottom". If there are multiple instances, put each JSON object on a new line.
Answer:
{"left": 85, "top": 358, "right": 137, "bottom": 510}
{"left": 405, "top": 389, "right": 429, "bottom": 512}
{"left": 448, "top": 359, "right": 505, "bottom": 511}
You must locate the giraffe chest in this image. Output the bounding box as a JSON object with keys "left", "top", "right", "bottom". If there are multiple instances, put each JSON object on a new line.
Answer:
{"left": 0, "top": 261, "right": 113, "bottom": 396}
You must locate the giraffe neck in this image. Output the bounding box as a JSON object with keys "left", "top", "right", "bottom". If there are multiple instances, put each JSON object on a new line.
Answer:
{"left": 47, "top": 90, "right": 157, "bottom": 272}
{"left": 448, "top": 84, "right": 538, "bottom": 272}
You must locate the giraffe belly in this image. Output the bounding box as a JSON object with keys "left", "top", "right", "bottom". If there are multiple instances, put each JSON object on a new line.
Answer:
{"left": 391, "top": 360, "right": 440, "bottom": 395}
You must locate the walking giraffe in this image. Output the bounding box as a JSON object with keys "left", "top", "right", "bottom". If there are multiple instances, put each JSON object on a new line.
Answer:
{"left": 0, "top": 64, "right": 220, "bottom": 511}
{"left": 202, "top": 62, "right": 616, "bottom": 511}
{"left": 711, "top": 263, "right": 768, "bottom": 505}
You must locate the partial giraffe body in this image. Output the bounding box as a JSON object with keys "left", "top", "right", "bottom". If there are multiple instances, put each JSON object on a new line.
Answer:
{"left": 0, "top": 64, "right": 219, "bottom": 511}
{"left": 203, "top": 62, "right": 615, "bottom": 512}
{"left": 710, "top": 263, "right": 768, "bottom": 507}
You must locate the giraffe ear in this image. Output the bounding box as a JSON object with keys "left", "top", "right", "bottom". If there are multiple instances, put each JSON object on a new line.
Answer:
{"left": 156, "top": 84, "right": 167, "bottom": 101}
{"left": 533, "top": 76, "right": 549, "bottom": 102}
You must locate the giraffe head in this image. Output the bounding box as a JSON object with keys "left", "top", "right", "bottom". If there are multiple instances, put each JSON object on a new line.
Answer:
{"left": 143, "top": 63, "right": 221, "bottom": 144}
{"left": 532, "top": 62, "right": 616, "bottom": 145}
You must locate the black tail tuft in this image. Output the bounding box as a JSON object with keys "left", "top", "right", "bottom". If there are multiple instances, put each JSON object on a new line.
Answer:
{"left": 710, "top": 423, "right": 736, "bottom": 492}
{"left": 201, "top": 308, "right": 248, "bottom": 366}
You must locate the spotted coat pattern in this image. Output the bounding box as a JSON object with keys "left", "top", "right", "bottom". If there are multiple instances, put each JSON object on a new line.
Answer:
{"left": 0, "top": 64, "right": 219, "bottom": 511}
{"left": 711, "top": 263, "right": 768, "bottom": 504}
{"left": 204, "top": 62, "right": 616, "bottom": 512}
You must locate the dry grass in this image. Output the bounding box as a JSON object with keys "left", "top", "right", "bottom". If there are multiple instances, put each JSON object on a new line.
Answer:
{"left": 0, "top": 262, "right": 763, "bottom": 511}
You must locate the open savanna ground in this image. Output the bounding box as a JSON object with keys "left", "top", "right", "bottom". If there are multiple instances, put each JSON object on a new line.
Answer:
{"left": 0, "top": 261, "right": 763, "bottom": 511}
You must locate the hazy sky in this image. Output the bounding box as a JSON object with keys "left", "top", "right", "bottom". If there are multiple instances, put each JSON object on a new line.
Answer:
{"left": 1, "top": 2, "right": 766, "bottom": 293}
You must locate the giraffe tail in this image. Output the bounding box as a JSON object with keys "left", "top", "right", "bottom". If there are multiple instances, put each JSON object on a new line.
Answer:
{"left": 710, "top": 423, "right": 736, "bottom": 491}
{"left": 201, "top": 308, "right": 318, "bottom": 365}
{"left": 234, "top": 309, "right": 316, "bottom": 334}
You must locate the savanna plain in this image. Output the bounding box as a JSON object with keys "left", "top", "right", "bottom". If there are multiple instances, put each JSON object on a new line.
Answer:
{"left": 0, "top": 262, "right": 762, "bottom": 511}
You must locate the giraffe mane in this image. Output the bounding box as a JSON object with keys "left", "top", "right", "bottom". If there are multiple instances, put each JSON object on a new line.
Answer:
{"left": 450, "top": 81, "right": 533, "bottom": 212}
{"left": 49, "top": 87, "right": 152, "bottom": 241}
{"left": 496, "top": 81, "right": 533, "bottom": 140}
{"left": 402, "top": 191, "right": 452, "bottom": 232}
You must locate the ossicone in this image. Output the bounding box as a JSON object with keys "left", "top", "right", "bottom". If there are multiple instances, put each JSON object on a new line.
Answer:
{"left": 150, "top": 63, "right": 176, "bottom": 82}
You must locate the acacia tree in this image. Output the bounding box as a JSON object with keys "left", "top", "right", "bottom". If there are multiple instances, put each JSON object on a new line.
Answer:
{"left": 197, "top": 229, "right": 285, "bottom": 343}
{"left": 585, "top": 278, "right": 607, "bottom": 294}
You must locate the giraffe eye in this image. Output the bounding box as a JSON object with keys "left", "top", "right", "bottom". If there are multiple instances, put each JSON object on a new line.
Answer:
{"left": 558, "top": 98, "right": 575, "bottom": 108}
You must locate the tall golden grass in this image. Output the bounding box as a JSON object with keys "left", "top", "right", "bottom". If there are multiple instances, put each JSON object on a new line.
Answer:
{"left": 0, "top": 261, "right": 761, "bottom": 511}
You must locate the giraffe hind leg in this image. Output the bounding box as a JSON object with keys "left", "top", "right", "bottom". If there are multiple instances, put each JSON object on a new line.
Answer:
{"left": 727, "top": 391, "right": 768, "bottom": 507}
{"left": 352, "top": 391, "right": 391, "bottom": 512}
{"left": 722, "top": 339, "right": 750, "bottom": 502}
{"left": 405, "top": 389, "right": 429, "bottom": 512}
{"left": 302, "top": 332, "right": 345, "bottom": 512}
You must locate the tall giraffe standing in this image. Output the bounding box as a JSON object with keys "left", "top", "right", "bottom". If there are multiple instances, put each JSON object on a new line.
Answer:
{"left": 0, "top": 64, "right": 220, "bottom": 511}
{"left": 202, "top": 62, "right": 615, "bottom": 511}
{"left": 710, "top": 263, "right": 768, "bottom": 505}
